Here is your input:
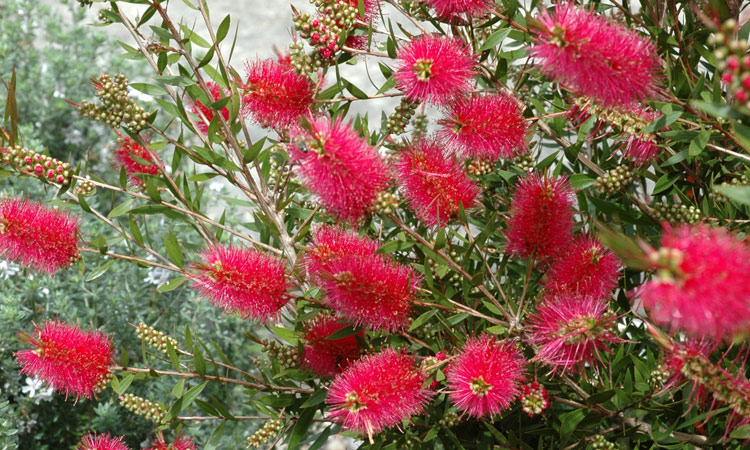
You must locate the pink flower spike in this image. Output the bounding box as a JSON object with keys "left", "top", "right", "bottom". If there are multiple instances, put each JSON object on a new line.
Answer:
{"left": 319, "top": 253, "right": 420, "bottom": 332}
{"left": 439, "top": 92, "right": 528, "bottom": 161}
{"left": 543, "top": 235, "right": 620, "bottom": 299}
{"left": 15, "top": 320, "right": 113, "bottom": 400}
{"left": 397, "top": 140, "right": 480, "bottom": 226}
{"left": 525, "top": 295, "right": 624, "bottom": 374}
{"left": 638, "top": 224, "right": 750, "bottom": 341}
{"left": 621, "top": 133, "right": 660, "bottom": 166}
{"left": 192, "top": 245, "right": 290, "bottom": 322}
{"left": 530, "top": 3, "right": 661, "bottom": 107}
{"left": 505, "top": 173, "right": 576, "bottom": 263}
{"left": 425, "top": 0, "right": 493, "bottom": 19}
{"left": 243, "top": 56, "right": 315, "bottom": 129}
{"left": 306, "top": 226, "right": 380, "bottom": 281}
{"left": 77, "top": 432, "right": 130, "bottom": 450}
{"left": 0, "top": 197, "right": 80, "bottom": 274}
{"left": 446, "top": 334, "right": 526, "bottom": 418}
{"left": 113, "top": 136, "right": 162, "bottom": 186}
{"left": 326, "top": 348, "right": 432, "bottom": 441}
{"left": 146, "top": 435, "right": 197, "bottom": 450}
{"left": 190, "top": 81, "right": 230, "bottom": 134}
{"left": 302, "top": 314, "right": 363, "bottom": 377}
{"left": 395, "top": 35, "right": 476, "bottom": 105}
{"left": 290, "top": 116, "right": 390, "bottom": 224}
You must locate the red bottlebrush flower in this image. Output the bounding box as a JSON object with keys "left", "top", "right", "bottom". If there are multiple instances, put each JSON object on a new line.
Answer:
{"left": 192, "top": 245, "right": 290, "bottom": 322}
{"left": 290, "top": 116, "right": 389, "bottom": 223}
{"left": 425, "top": 0, "right": 493, "bottom": 19}
{"left": 446, "top": 335, "right": 526, "bottom": 418}
{"left": 326, "top": 348, "right": 432, "bottom": 441}
{"left": 319, "top": 253, "right": 420, "bottom": 331}
{"left": 242, "top": 57, "right": 315, "bottom": 129}
{"left": 505, "top": 173, "right": 576, "bottom": 262}
{"left": 76, "top": 432, "right": 130, "bottom": 450}
{"left": 661, "top": 340, "right": 750, "bottom": 435}
{"left": 520, "top": 381, "right": 550, "bottom": 417}
{"left": 638, "top": 225, "right": 750, "bottom": 341}
{"left": 396, "top": 140, "right": 479, "bottom": 226}
{"left": 0, "top": 197, "right": 80, "bottom": 274}
{"left": 113, "top": 136, "right": 162, "bottom": 186}
{"left": 306, "top": 226, "right": 379, "bottom": 280}
{"left": 530, "top": 3, "right": 660, "bottom": 107}
{"left": 439, "top": 92, "right": 528, "bottom": 161}
{"left": 621, "top": 133, "right": 660, "bottom": 166}
{"left": 146, "top": 435, "right": 197, "bottom": 450}
{"left": 15, "top": 320, "right": 113, "bottom": 400}
{"left": 394, "top": 35, "right": 476, "bottom": 105}
{"left": 302, "top": 314, "right": 363, "bottom": 377}
{"left": 190, "top": 81, "right": 230, "bottom": 133}
{"left": 543, "top": 235, "right": 620, "bottom": 299}
{"left": 525, "top": 295, "right": 623, "bottom": 373}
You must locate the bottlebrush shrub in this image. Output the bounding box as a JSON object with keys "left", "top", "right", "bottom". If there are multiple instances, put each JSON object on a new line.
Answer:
{"left": 6, "top": 0, "right": 750, "bottom": 447}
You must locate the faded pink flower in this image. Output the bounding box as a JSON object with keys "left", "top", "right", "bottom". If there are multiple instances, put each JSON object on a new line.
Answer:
{"left": 0, "top": 197, "right": 80, "bottom": 273}
{"left": 77, "top": 433, "right": 130, "bottom": 450}
{"left": 638, "top": 225, "right": 750, "bottom": 341}
{"left": 319, "top": 253, "right": 420, "bottom": 331}
{"left": 146, "top": 435, "right": 197, "bottom": 450}
{"left": 302, "top": 314, "right": 363, "bottom": 377}
{"left": 525, "top": 295, "right": 623, "bottom": 373}
{"left": 397, "top": 140, "right": 479, "bottom": 226}
{"left": 395, "top": 35, "right": 475, "bottom": 104}
{"left": 306, "top": 226, "right": 379, "bottom": 280}
{"left": 425, "top": 0, "right": 493, "bottom": 18}
{"left": 543, "top": 235, "right": 620, "bottom": 299}
{"left": 439, "top": 92, "right": 528, "bottom": 161}
{"left": 621, "top": 133, "right": 660, "bottom": 166}
{"left": 446, "top": 334, "right": 526, "bottom": 418}
{"left": 326, "top": 348, "right": 432, "bottom": 441}
{"left": 15, "top": 320, "right": 113, "bottom": 400}
{"left": 190, "top": 81, "right": 230, "bottom": 133}
{"left": 243, "top": 56, "right": 315, "bottom": 129}
{"left": 530, "top": 3, "right": 660, "bottom": 107}
{"left": 505, "top": 173, "right": 576, "bottom": 262}
{"left": 290, "top": 116, "right": 389, "bottom": 223}
{"left": 192, "top": 245, "right": 290, "bottom": 322}
{"left": 113, "top": 136, "right": 162, "bottom": 186}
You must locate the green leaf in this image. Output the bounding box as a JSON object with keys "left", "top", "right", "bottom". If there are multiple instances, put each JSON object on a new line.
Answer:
{"left": 204, "top": 421, "right": 227, "bottom": 450}
{"left": 216, "top": 15, "right": 231, "bottom": 43}
{"left": 730, "top": 424, "right": 750, "bottom": 439}
{"left": 85, "top": 260, "right": 115, "bottom": 282}
{"left": 154, "top": 75, "right": 196, "bottom": 87}
{"left": 157, "top": 276, "right": 187, "bottom": 292}
{"left": 166, "top": 381, "right": 208, "bottom": 420}
{"left": 479, "top": 28, "right": 511, "bottom": 52}
{"left": 325, "top": 325, "right": 357, "bottom": 340}
{"left": 586, "top": 389, "right": 615, "bottom": 405}
{"left": 642, "top": 111, "right": 682, "bottom": 134}
{"left": 130, "top": 83, "right": 168, "bottom": 96}
{"left": 569, "top": 174, "right": 596, "bottom": 190}
{"left": 108, "top": 199, "right": 134, "bottom": 218}
{"left": 559, "top": 409, "right": 586, "bottom": 444}
{"left": 163, "top": 231, "right": 185, "bottom": 268}
{"left": 715, "top": 184, "right": 750, "bottom": 206}
{"left": 272, "top": 326, "right": 298, "bottom": 345}
{"left": 300, "top": 389, "right": 327, "bottom": 408}
{"left": 288, "top": 407, "right": 316, "bottom": 449}
{"left": 193, "top": 345, "right": 206, "bottom": 376}
{"left": 342, "top": 78, "right": 368, "bottom": 99}
{"left": 688, "top": 130, "right": 711, "bottom": 156}
{"left": 691, "top": 100, "right": 743, "bottom": 119}
{"left": 409, "top": 309, "right": 438, "bottom": 332}
{"left": 308, "top": 426, "right": 332, "bottom": 450}
{"left": 652, "top": 174, "right": 680, "bottom": 195}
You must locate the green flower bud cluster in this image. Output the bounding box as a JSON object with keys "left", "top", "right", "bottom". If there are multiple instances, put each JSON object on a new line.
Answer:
{"left": 79, "top": 74, "right": 148, "bottom": 133}
{"left": 247, "top": 418, "right": 284, "bottom": 448}
{"left": 74, "top": 179, "right": 97, "bottom": 197}
{"left": 468, "top": 159, "right": 493, "bottom": 177}
{"left": 594, "top": 165, "right": 634, "bottom": 196}
{"left": 652, "top": 202, "right": 701, "bottom": 224}
{"left": 512, "top": 151, "right": 535, "bottom": 172}
{"left": 438, "top": 411, "right": 461, "bottom": 427}
{"left": 135, "top": 322, "right": 178, "bottom": 354}
{"left": 650, "top": 364, "right": 668, "bottom": 386}
{"left": 386, "top": 98, "right": 418, "bottom": 134}
{"left": 373, "top": 191, "right": 398, "bottom": 215}
{"left": 412, "top": 113, "right": 428, "bottom": 138}
{"left": 290, "top": 0, "right": 359, "bottom": 75}
{"left": 591, "top": 434, "right": 618, "bottom": 450}
{"left": 262, "top": 340, "right": 298, "bottom": 370}
{"left": 119, "top": 393, "right": 167, "bottom": 423}
{"left": 1, "top": 145, "right": 72, "bottom": 185}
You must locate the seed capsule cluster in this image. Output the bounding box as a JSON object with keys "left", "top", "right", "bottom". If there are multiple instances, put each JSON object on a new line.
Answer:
{"left": 373, "top": 191, "right": 398, "bottom": 214}
{"left": 520, "top": 381, "right": 550, "bottom": 417}
{"left": 594, "top": 165, "right": 634, "bottom": 196}
{"left": 1, "top": 145, "right": 72, "bottom": 185}
{"left": 79, "top": 74, "right": 148, "bottom": 133}
{"left": 438, "top": 411, "right": 461, "bottom": 427}
{"left": 574, "top": 97, "right": 652, "bottom": 136}
{"left": 386, "top": 98, "right": 418, "bottom": 134}
{"left": 710, "top": 20, "right": 750, "bottom": 106}
{"left": 74, "top": 179, "right": 97, "bottom": 197}
{"left": 511, "top": 151, "right": 535, "bottom": 172}
{"left": 468, "top": 159, "right": 493, "bottom": 177}
{"left": 119, "top": 393, "right": 167, "bottom": 422}
{"left": 652, "top": 202, "right": 701, "bottom": 224}
{"left": 136, "top": 322, "right": 178, "bottom": 354}
{"left": 246, "top": 418, "right": 284, "bottom": 447}
{"left": 591, "top": 434, "right": 617, "bottom": 450}
{"left": 262, "top": 340, "right": 299, "bottom": 370}
{"left": 412, "top": 113, "right": 428, "bottom": 137}
{"left": 290, "top": 0, "right": 359, "bottom": 75}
